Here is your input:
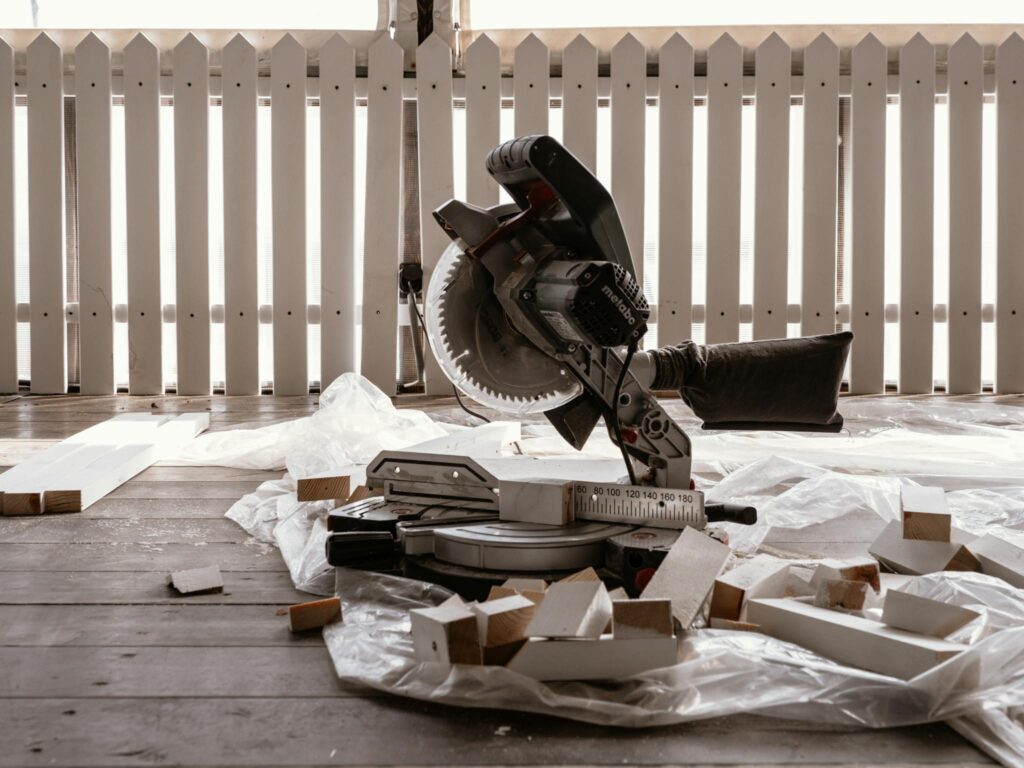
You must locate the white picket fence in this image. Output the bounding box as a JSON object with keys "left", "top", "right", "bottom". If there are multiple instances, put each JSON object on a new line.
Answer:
{"left": 1, "top": 28, "right": 1022, "bottom": 397}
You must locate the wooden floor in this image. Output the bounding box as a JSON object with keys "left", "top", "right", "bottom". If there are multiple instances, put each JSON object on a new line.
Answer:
{"left": 0, "top": 393, "right": 997, "bottom": 767}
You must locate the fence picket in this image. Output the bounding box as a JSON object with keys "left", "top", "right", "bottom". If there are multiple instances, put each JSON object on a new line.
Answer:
{"left": 464, "top": 34, "right": 500, "bottom": 207}
{"left": 562, "top": 34, "right": 597, "bottom": 172}
{"left": 513, "top": 34, "right": 548, "bottom": 137}
{"left": 611, "top": 34, "right": 647, "bottom": 286}
{"left": 0, "top": 38, "right": 15, "bottom": 393}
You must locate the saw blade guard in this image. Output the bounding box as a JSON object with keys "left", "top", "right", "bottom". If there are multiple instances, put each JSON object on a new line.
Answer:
{"left": 424, "top": 240, "right": 583, "bottom": 415}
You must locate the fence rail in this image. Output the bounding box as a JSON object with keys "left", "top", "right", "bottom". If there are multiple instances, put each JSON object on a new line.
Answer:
{"left": 1, "top": 28, "right": 1022, "bottom": 396}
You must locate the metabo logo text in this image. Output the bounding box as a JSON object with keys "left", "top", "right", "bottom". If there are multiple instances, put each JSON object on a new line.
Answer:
{"left": 601, "top": 284, "right": 635, "bottom": 325}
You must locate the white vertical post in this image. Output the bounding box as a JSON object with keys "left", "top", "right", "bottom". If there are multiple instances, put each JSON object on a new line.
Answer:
{"left": 899, "top": 33, "right": 936, "bottom": 394}
{"left": 513, "top": 34, "right": 549, "bottom": 137}
{"left": 416, "top": 34, "right": 454, "bottom": 395}
{"left": 562, "top": 34, "right": 597, "bottom": 173}
{"left": 27, "top": 33, "right": 65, "bottom": 394}
{"left": 947, "top": 34, "right": 983, "bottom": 394}
{"left": 271, "top": 34, "right": 308, "bottom": 396}
{"left": 464, "top": 34, "right": 500, "bottom": 207}
{"left": 752, "top": 32, "right": 790, "bottom": 341}
{"left": 173, "top": 34, "right": 210, "bottom": 395}
{"left": 656, "top": 33, "right": 693, "bottom": 347}
{"left": 0, "top": 38, "right": 15, "bottom": 393}
{"left": 705, "top": 33, "right": 742, "bottom": 344}
{"left": 75, "top": 33, "right": 114, "bottom": 395}
{"left": 611, "top": 34, "right": 646, "bottom": 286}
{"left": 360, "top": 34, "right": 403, "bottom": 396}
{"left": 800, "top": 33, "right": 839, "bottom": 338}
{"left": 319, "top": 33, "right": 356, "bottom": 387}
{"left": 222, "top": 33, "right": 259, "bottom": 395}
{"left": 848, "top": 34, "right": 887, "bottom": 394}
{"left": 996, "top": 34, "right": 1024, "bottom": 394}
{"left": 123, "top": 33, "right": 162, "bottom": 395}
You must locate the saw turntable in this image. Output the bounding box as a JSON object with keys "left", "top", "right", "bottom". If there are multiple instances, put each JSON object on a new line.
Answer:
{"left": 327, "top": 135, "right": 853, "bottom": 598}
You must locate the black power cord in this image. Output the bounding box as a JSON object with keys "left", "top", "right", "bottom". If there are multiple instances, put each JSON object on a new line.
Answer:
{"left": 611, "top": 340, "right": 640, "bottom": 486}
{"left": 401, "top": 276, "right": 491, "bottom": 424}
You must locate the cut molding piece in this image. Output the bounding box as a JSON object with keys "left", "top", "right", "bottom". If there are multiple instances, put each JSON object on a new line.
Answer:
{"left": 288, "top": 597, "right": 343, "bottom": 632}
{"left": 901, "top": 485, "right": 951, "bottom": 542}
{"left": 471, "top": 594, "right": 536, "bottom": 647}
{"left": 498, "top": 478, "right": 573, "bottom": 525}
{"left": 642, "top": 526, "right": 730, "bottom": 628}
{"left": 709, "top": 617, "right": 761, "bottom": 632}
{"left": 709, "top": 555, "right": 789, "bottom": 622}
{"left": 168, "top": 565, "right": 224, "bottom": 595}
{"left": 612, "top": 599, "right": 674, "bottom": 639}
{"left": 881, "top": 589, "right": 981, "bottom": 638}
{"left": 747, "top": 598, "right": 967, "bottom": 680}
{"left": 526, "top": 579, "right": 612, "bottom": 639}
{"left": 809, "top": 557, "right": 881, "bottom": 592}
{"left": 296, "top": 471, "right": 352, "bottom": 502}
{"left": 560, "top": 567, "right": 600, "bottom": 583}
{"left": 507, "top": 634, "right": 678, "bottom": 681}
{"left": 488, "top": 578, "right": 547, "bottom": 605}
{"left": 967, "top": 534, "right": 1024, "bottom": 588}
{"left": 813, "top": 578, "right": 870, "bottom": 611}
{"left": 410, "top": 601, "right": 483, "bottom": 665}
{"left": 869, "top": 520, "right": 979, "bottom": 575}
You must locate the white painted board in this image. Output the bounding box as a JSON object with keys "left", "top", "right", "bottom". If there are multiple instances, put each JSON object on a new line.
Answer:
{"left": 611, "top": 34, "right": 646, "bottom": 284}
{"left": 513, "top": 34, "right": 548, "bottom": 137}
{"left": 464, "top": 34, "right": 500, "bottom": 207}
{"left": 561, "top": 34, "right": 597, "bottom": 172}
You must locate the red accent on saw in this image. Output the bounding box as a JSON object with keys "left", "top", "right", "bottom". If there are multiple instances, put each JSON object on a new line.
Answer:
{"left": 466, "top": 183, "right": 557, "bottom": 260}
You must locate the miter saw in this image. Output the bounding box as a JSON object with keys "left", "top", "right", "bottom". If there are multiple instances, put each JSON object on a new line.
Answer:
{"left": 327, "top": 135, "right": 853, "bottom": 597}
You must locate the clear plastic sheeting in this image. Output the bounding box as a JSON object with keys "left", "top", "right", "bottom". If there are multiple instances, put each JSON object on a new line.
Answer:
{"left": 211, "top": 375, "right": 1024, "bottom": 764}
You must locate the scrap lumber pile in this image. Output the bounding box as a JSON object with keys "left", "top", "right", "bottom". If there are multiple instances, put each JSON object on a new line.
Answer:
{"left": 0, "top": 413, "right": 210, "bottom": 516}
{"left": 410, "top": 569, "right": 679, "bottom": 680}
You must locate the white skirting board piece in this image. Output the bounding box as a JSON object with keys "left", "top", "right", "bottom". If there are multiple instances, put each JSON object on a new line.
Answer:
{"left": 642, "top": 526, "right": 730, "bottom": 628}
{"left": 709, "top": 555, "right": 790, "bottom": 622}
{"left": 869, "top": 520, "right": 979, "bottom": 575}
{"left": 881, "top": 588, "right": 981, "bottom": 638}
{"left": 507, "top": 634, "right": 678, "bottom": 681}
{"left": 746, "top": 598, "right": 967, "bottom": 680}
{"left": 967, "top": 534, "right": 1024, "bottom": 588}
{"left": 808, "top": 556, "right": 881, "bottom": 592}
{"left": 525, "top": 579, "right": 612, "bottom": 639}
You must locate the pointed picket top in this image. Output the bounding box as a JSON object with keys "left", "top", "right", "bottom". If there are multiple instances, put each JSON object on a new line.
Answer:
{"left": 565, "top": 33, "right": 596, "bottom": 59}
{"left": 417, "top": 32, "right": 452, "bottom": 69}
{"left": 758, "top": 30, "right": 788, "bottom": 52}
{"left": 853, "top": 32, "right": 885, "bottom": 57}
{"left": 709, "top": 32, "right": 740, "bottom": 58}
{"left": 273, "top": 32, "right": 304, "bottom": 57}
{"left": 997, "top": 31, "right": 1024, "bottom": 61}
{"left": 175, "top": 32, "right": 207, "bottom": 57}
{"left": 0, "top": 35, "right": 12, "bottom": 59}
{"left": 369, "top": 31, "right": 402, "bottom": 58}
{"left": 949, "top": 32, "right": 981, "bottom": 59}
{"left": 612, "top": 31, "right": 644, "bottom": 59}
{"left": 76, "top": 31, "right": 109, "bottom": 57}
{"left": 901, "top": 31, "right": 934, "bottom": 58}
{"left": 660, "top": 32, "right": 693, "bottom": 63}
{"left": 124, "top": 31, "right": 157, "bottom": 58}
{"left": 28, "top": 31, "right": 60, "bottom": 57}
{"left": 224, "top": 32, "right": 255, "bottom": 58}
{"left": 320, "top": 32, "right": 353, "bottom": 63}
{"left": 465, "top": 33, "right": 498, "bottom": 64}
{"left": 515, "top": 31, "right": 548, "bottom": 66}
{"left": 806, "top": 31, "right": 838, "bottom": 57}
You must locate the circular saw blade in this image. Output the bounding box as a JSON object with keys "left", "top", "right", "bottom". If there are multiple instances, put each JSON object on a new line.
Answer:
{"left": 425, "top": 241, "right": 581, "bottom": 415}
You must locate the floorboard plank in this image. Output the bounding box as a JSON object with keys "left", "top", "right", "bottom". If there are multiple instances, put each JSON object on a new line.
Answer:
{"left": 0, "top": 605, "right": 325, "bottom": 646}
{"left": 76, "top": 497, "right": 237, "bottom": 519}
{"left": 0, "top": 518, "right": 250, "bottom": 544}
{"left": 0, "top": 699, "right": 991, "bottom": 767}
{"left": 105, "top": 480, "right": 264, "bottom": 500}
{"left": 0, "top": 543, "right": 286, "bottom": 572}
{"left": 0, "top": 571, "right": 310, "bottom": 605}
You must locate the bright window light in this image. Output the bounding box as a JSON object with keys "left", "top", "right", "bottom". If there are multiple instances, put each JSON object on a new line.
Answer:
{"left": 1, "top": 0, "right": 379, "bottom": 29}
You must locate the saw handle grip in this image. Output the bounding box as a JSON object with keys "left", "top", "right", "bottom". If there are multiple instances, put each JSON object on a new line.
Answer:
{"left": 705, "top": 503, "right": 757, "bottom": 526}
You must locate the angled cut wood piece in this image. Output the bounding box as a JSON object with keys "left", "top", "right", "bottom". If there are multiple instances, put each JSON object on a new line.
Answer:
{"left": 881, "top": 589, "right": 980, "bottom": 638}
{"left": 612, "top": 599, "right": 673, "bottom": 639}
{"left": 967, "top": 534, "right": 1024, "bottom": 587}
{"left": 410, "top": 601, "right": 482, "bottom": 665}
{"left": 470, "top": 594, "right": 535, "bottom": 646}
{"left": 288, "top": 597, "right": 342, "bottom": 632}
{"left": 507, "top": 635, "right": 678, "bottom": 681}
{"left": 642, "top": 526, "right": 730, "bottom": 627}
{"left": 709, "top": 555, "right": 789, "bottom": 621}
{"left": 813, "top": 578, "right": 870, "bottom": 610}
{"left": 901, "top": 485, "right": 951, "bottom": 542}
{"left": 809, "top": 556, "right": 881, "bottom": 591}
{"left": 168, "top": 565, "right": 224, "bottom": 595}
{"left": 296, "top": 472, "right": 351, "bottom": 503}
{"left": 869, "top": 520, "right": 979, "bottom": 575}
{"left": 526, "top": 579, "right": 611, "bottom": 638}
{"left": 746, "top": 598, "right": 967, "bottom": 680}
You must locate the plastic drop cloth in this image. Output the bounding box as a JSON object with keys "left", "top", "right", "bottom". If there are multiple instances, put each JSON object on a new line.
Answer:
{"left": 204, "top": 375, "right": 1024, "bottom": 765}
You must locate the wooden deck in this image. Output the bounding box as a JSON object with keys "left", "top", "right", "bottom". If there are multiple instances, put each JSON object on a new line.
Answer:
{"left": 0, "top": 393, "right": 997, "bottom": 766}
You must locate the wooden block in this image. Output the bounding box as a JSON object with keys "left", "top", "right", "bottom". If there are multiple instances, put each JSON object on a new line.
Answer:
{"left": 507, "top": 635, "right": 678, "bottom": 681}
{"left": 296, "top": 472, "right": 351, "bottom": 503}
{"left": 526, "top": 579, "right": 612, "bottom": 639}
{"left": 709, "top": 617, "right": 761, "bottom": 632}
{"left": 881, "top": 589, "right": 981, "bottom": 638}
{"left": 709, "top": 555, "right": 789, "bottom": 621}
{"left": 612, "top": 599, "right": 674, "bottom": 639}
{"left": 901, "top": 485, "right": 951, "bottom": 542}
{"left": 287, "top": 597, "right": 342, "bottom": 632}
{"left": 641, "top": 527, "right": 730, "bottom": 628}
{"left": 0, "top": 492, "right": 42, "bottom": 516}
{"left": 346, "top": 485, "right": 377, "bottom": 504}
{"left": 470, "top": 594, "right": 535, "bottom": 646}
{"left": 560, "top": 567, "right": 600, "bottom": 583}
{"left": 869, "top": 521, "right": 980, "bottom": 575}
{"left": 813, "top": 578, "right": 869, "bottom": 611}
{"left": 607, "top": 587, "right": 629, "bottom": 600}
{"left": 809, "top": 557, "right": 881, "bottom": 592}
{"left": 489, "top": 578, "right": 546, "bottom": 605}
{"left": 167, "top": 565, "right": 224, "bottom": 595}
{"left": 498, "top": 478, "right": 573, "bottom": 525}
{"left": 409, "top": 601, "right": 482, "bottom": 665}
{"left": 967, "top": 534, "right": 1024, "bottom": 588}
{"left": 746, "top": 598, "right": 967, "bottom": 680}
